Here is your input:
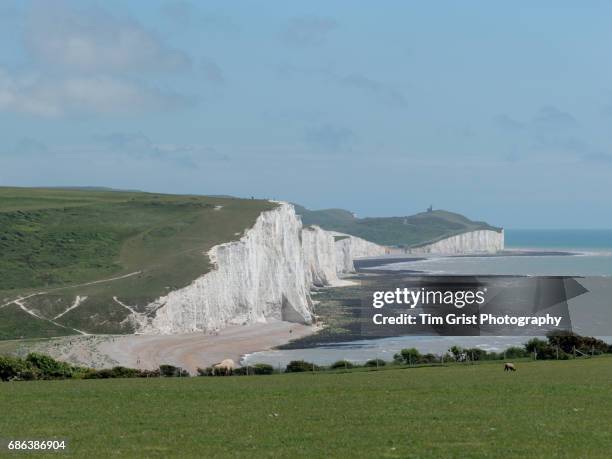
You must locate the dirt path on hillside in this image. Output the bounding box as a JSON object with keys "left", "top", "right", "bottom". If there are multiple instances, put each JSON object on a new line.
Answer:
{"left": 26, "top": 321, "right": 318, "bottom": 374}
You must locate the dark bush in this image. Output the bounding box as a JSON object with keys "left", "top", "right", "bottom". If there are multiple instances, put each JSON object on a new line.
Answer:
{"left": 546, "top": 331, "right": 609, "bottom": 355}
{"left": 464, "top": 348, "right": 486, "bottom": 361}
{"left": 394, "top": 348, "right": 421, "bottom": 364}
{"left": 197, "top": 367, "right": 214, "bottom": 376}
{"left": 139, "top": 369, "right": 160, "bottom": 378}
{"left": 330, "top": 360, "right": 354, "bottom": 369}
{"left": 159, "top": 364, "right": 189, "bottom": 377}
{"left": 232, "top": 364, "right": 275, "bottom": 376}
{"left": 525, "top": 338, "right": 569, "bottom": 360}
{"left": 85, "top": 368, "right": 113, "bottom": 379}
{"left": 365, "top": 359, "right": 386, "bottom": 367}
{"left": 83, "top": 367, "right": 161, "bottom": 379}
{"left": 0, "top": 356, "right": 35, "bottom": 381}
{"left": 25, "top": 352, "right": 76, "bottom": 379}
{"left": 419, "top": 353, "right": 440, "bottom": 364}
{"left": 252, "top": 363, "right": 275, "bottom": 375}
{"left": 504, "top": 346, "right": 528, "bottom": 359}
{"left": 285, "top": 360, "right": 321, "bottom": 373}
{"left": 110, "top": 366, "right": 141, "bottom": 378}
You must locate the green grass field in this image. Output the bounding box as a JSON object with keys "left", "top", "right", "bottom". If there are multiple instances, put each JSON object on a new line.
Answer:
{"left": 0, "top": 187, "right": 274, "bottom": 338}
{"left": 1, "top": 357, "right": 610, "bottom": 458}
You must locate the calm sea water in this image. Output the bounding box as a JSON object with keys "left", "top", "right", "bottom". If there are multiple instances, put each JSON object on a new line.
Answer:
{"left": 384, "top": 229, "right": 612, "bottom": 276}
{"left": 505, "top": 229, "right": 612, "bottom": 251}
{"left": 244, "top": 229, "right": 612, "bottom": 366}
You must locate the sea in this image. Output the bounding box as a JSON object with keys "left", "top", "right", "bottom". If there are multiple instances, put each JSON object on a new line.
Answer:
{"left": 243, "top": 230, "right": 612, "bottom": 367}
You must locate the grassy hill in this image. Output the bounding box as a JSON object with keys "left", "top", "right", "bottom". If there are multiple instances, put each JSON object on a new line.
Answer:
{"left": 0, "top": 357, "right": 610, "bottom": 457}
{"left": 0, "top": 187, "right": 274, "bottom": 339}
{"left": 295, "top": 205, "right": 501, "bottom": 247}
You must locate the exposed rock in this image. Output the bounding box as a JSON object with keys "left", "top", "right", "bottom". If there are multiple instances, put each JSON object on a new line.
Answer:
{"left": 401, "top": 229, "right": 504, "bottom": 255}
{"left": 139, "top": 203, "right": 386, "bottom": 334}
{"left": 333, "top": 232, "right": 389, "bottom": 273}
{"left": 301, "top": 225, "right": 339, "bottom": 287}
{"left": 137, "top": 204, "right": 502, "bottom": 334}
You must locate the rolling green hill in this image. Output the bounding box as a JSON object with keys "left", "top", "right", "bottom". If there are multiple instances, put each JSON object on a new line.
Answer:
{"left": 294, "top": 205, "right": 501, "bottom": 247}
{"left": 0, "top": 356, "right": 610, "bottom": 457}
{"left": 0, "top": 187, "right": 274, "bottom": 339}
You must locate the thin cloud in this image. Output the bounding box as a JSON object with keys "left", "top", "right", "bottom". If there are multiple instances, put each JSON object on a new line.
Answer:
{"left": 201, "top": 58, "right": 226, "bottom": 85}
{"left": 161, "top": 1, "right": 197, "bottom": 27}
{"left": 493, "top": 114, "right": 525, "bottom": 132}
{"left": 25, "top": 0, "right": 191, "bottom": 74}
{"left": 283, "top": 15, "right": 337, "bottom": 46}
{"left": 340, "top": 74, "right": 408, "bottom": 108}
{"left": 304, "top": 124, "right": 354, "bottom": 151}
{"left": 582, "top": 152, "right": 612, "bottom": 164}
{"left": 11, "top": 137, "right": 48, "bottom": 156}
{"left": 0, "top": 69, "right": 191, "bottom": 117}
{"left": 94, "top": 132, "right": 229, "bottom": 167}
{"left": 532, "top": 105, "right": 578, "bottom": 130}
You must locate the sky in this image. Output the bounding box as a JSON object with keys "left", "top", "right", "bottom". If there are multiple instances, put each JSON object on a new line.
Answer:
{"left": 1, "top": 1, "right": 612, "bottom": 228}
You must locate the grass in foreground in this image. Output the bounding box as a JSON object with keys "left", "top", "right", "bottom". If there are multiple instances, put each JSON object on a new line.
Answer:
{"left": 0, "top": 357, "right": 610, "bottom": 458}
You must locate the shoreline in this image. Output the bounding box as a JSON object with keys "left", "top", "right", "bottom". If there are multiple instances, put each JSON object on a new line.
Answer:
{"left": 15, "top": 321, "right": 321, "bottom": 374}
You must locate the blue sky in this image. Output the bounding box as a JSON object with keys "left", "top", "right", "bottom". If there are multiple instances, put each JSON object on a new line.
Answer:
{"left": 1, "top": 1, "right": 612, "bottom": 228}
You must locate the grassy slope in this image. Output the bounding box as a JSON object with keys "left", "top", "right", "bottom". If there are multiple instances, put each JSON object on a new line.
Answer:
{"left": 0, "top": 187, "right": 274, "bottom": 338}
{"left": 0, "top": 357, "right": 610, "bottom": 457}
{"left": 295, "top": 205, "right": 501, "bottom": 247}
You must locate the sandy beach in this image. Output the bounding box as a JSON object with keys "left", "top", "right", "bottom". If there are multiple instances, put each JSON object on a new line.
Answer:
{"left": 25, "top": 321, "right": 319, "bottom": 374}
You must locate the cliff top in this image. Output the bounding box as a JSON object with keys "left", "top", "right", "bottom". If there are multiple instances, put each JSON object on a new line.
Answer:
{"left": 0, "top": 186, "right": 275, "bottom": 338}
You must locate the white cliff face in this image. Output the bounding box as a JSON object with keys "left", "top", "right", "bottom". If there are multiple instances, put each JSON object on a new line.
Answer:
{"left": 403, "top": 229, "right": 504, "bottom": 255}
{"left": 301, "top": 225, "right": 340, "bottom": 287}
{"left": 142, "top": 203, "right": 313, "bottom": 334}
{"left": 333, "top": 232, "right": 388, "bottom": 273}
{"left": 139, "top": 203, "right": 387, "bottom": 334}
{"left": 137, "top": 202, "right": 500, "bottom": 334}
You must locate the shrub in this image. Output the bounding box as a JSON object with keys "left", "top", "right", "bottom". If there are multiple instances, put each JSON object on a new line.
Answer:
{"left": 25, "top": 352, "right": 75, "bottom": 379}
{"left": 26, "top": 352, "right": 76, "bottom": 379}
{"left": 110, "top": 366, "right": 141, "bottom": 378}
{"left": 419, "top": 353, "right": 439, "bottom": 364}
{"left": 546, "top": 331, "right": 609, "bottom": 355}
{"left": 330, "top": 360, "right": 354, "bottom": 370}
{"left": 85, "top": 368, "right": 113, "bottom": 379}
{"left": 525, "top": 338, "right": 569, "bottom": 360}
{"left": 232, "top": 365, "right": 274, "bottom": 376}
{"left": 231, "top": 366, "right": 248, "bottom": 376}
{"left": 159, "top": 364, "right": 189, "bottom": 377}
{"left": 197, "top": 367, "right": 214, "bottom": 376}
{"left": 504, "top": 346, "right": 528, "bottom": 359}
{"left": 139, "top": 369, "right": 160, "bottom": 378}
{"left": 394, "top": 348, "right": 421, "bottom": 364}
{"left": 464, "top": 348, "right": 486, "bottom": 361}
{"left": 365, "top": 359, "right": 386, "bottom": 367}
{"left": 252, "top": 363, "right": 275, "bottom": 375}
{"left": 0, "top": 356, "right": 36, "bottom": 381}
{"left": 285, "top": 360, "right": 321, "bottom": 373}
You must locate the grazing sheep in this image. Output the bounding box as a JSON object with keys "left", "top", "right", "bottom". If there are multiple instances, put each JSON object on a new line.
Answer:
{"left": 504, "top": 362, "right": 516, "bottom": 372}
{"left": 212, "top": 359, "right": 235, "bottom": 376}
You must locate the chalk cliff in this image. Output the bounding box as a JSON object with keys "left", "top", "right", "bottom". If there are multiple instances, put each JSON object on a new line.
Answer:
{"left": 333, "top": 232, "right": 388, "bottom": 273}
{"left": 301, "top": 225, "right": 340, "bottom": 287}
{"left": 136, "top": 203, "right": 501, "bottom": 334}
{"left": 402, "top": 229, "right": 504, "bottom": 255}
{"left": 139, "top": 203, "right": 385, "bottom": 334}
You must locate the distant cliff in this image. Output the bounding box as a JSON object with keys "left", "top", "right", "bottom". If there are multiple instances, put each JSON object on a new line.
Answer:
{"left": 397, "top": 229, "right": 504, "bottom": 255}
{"left": 294, "top": 205, "right": 502, "bottom": 248}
